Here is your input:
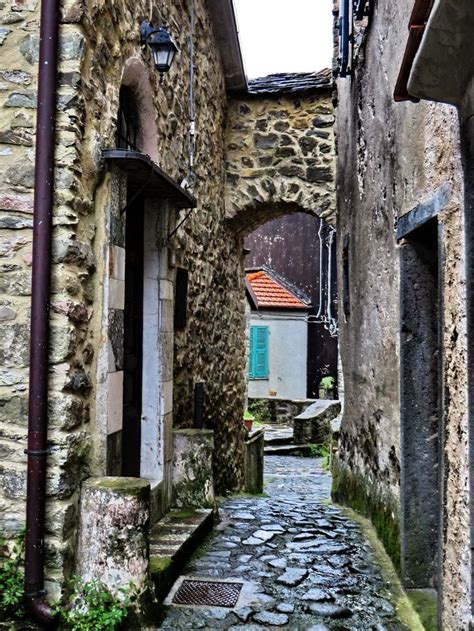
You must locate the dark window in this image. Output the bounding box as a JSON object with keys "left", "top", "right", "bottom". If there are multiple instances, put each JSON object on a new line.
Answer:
{"left": 174, "top": 268, "right": 188, "bottom": 330}
{"left": 117, "top": 86, "right": 139, "bottom": 151}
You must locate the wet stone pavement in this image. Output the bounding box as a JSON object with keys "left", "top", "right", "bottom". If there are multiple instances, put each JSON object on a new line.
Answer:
{"left": 160, "top": 457, "right": 408, "bottom": 630}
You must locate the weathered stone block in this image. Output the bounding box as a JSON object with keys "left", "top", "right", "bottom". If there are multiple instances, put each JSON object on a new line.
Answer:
{"left": 306, "top": 166, "right": 333, "bottom": 183}
{"left": 0, "top": 323, "right": 29, "bottom": 367}
{"left": 0, "top": 306, "right": 16, "bottom": 321}
{"left": 6, "top": 162, "right": 34, "bottom": 188}
{"left": 0, "top": 70, "right": 32, "bottom": 86}
{"left": 172, "top": 429, "right": 214, "bottom": 508}
{"left": 254, "top": 133, "right": 278, "bottom": 149}
{"left": 0, "top": 466, "right": 26, "bottom": 499}
{"left": 5, "top": 91, "right": 36, "bottom": 108}
{"left": 76, "top": 477, "right": 150, "bottom": 594}
{"left": 0, "top": 28, "right": 11, "bottom": 45}
{"left": 0, "top": 215, "right": 33, "bottom": 229}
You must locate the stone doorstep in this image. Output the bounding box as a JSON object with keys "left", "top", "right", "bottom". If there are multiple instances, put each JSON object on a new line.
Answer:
{"left": 150, "top": 508, "right": 215, "bottom": 602}
{"left": 264, "top": 444, "right": 311, "bottom": 456}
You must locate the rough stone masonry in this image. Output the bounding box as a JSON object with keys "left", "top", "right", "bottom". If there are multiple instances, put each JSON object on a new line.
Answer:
{"left": 0, "top": 0, "right": 337, "bottom": 600}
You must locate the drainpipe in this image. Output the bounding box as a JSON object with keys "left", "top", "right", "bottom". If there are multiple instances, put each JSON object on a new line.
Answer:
{"left": 24, "top": 0, "right": 60, "bottom": 624}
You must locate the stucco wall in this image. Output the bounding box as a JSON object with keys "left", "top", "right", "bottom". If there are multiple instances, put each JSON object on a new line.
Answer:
{"left": 335, "top": 0, "right": 469, "bottom": 625}
{"left": 248, "top": 311, "right": 308, "bottom": 401}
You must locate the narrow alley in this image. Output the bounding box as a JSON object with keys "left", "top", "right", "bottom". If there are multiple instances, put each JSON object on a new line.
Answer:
{"left": 161, "top": 456, "right": 410, "bottom": 630}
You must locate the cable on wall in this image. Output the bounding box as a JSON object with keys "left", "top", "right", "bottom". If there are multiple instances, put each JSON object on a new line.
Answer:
{"left": 188, "top": 0, "right": 196, "bottom": 187}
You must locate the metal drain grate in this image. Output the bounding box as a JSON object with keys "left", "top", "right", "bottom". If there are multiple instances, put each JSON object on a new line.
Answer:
{"left": 172, "top": 579, "right": 243, "bottom": 607}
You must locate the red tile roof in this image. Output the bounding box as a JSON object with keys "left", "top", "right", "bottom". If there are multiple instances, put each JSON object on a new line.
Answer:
{"left": 246, "top": 270, "right": 310, "bottom": 310}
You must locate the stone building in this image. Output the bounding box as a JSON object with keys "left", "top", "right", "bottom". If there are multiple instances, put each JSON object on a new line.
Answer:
{"left": 0, "top": 0, "right": 337, "bottom": 621}
{"left": 333, "top": 0, "right": 471, "bottom": 626}
{"left": 0, "top": 0, "right": 251, "bottom": 615}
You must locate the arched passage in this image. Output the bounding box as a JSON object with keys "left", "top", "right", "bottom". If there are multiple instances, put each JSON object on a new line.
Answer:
{"left": 219, "top": 79, "right": 338, "bottom": 458}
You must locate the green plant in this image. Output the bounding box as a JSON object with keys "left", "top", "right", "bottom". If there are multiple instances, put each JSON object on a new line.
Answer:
{"left": 55, "top": 577, "right": 137, "bottom": 630}
{"left": 319, "top": 376, "right": 335, "bottom": 390}
{"left": 0, "top": 530, "right": 25, "bottom": 621}
{"left": 307, "top": 443, "right": 329, "bottom": 459}
{"left": 243, "top": 410, "right": 254, "bottom": 421}
{"left": 307, "top": 443, "right": 331, "bottom": 469}
{"left": 248, "top": 399, "right": 272, "bottom": 425}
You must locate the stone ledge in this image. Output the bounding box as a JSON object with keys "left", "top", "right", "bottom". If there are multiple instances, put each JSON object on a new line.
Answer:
{"left": 293, "top": 399, "right": 341, "bottom": 445}
{"left": 150, "top": 508, "right": 214, "bottom": 602}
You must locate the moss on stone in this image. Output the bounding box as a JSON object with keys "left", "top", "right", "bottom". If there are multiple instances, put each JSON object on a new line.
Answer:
{"left": 332, "top": 460, "right": 401, "bottom": 571}
{"left": 150, "top": 556, "right": 173, "bottom": 575}
{"left": 85, "top": 477, "right": 150, "bottom": 497}
{"left": 169, "top": 509, "right": 197, "bottom": 520}
{"left": 408, "top": 589, "right": 438, "bottom": 630}
{"left": 173, "top": 429, "right": 214, "bottom": 437}
{"left": 345, "top": 506, "right": 424, "bottom": 631}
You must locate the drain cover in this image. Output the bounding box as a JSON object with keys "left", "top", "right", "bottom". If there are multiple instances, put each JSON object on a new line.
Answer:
{"left": 172, "top": 579, "right": 243, "bottom": 607}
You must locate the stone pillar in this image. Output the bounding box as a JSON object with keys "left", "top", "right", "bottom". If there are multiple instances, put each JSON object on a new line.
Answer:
{"left": 76, "top": 477, "right": 150, "bottom": 593}
{"left": 172, "top": 429, "right": 214, "bottom": 508}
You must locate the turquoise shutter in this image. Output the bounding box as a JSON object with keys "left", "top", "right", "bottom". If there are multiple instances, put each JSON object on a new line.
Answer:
{"left": 249, "top": 326, "right": 268, "bottom": 379}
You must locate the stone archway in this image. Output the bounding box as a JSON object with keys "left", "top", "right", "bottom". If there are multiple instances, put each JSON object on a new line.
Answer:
{"left": 121, "top": 57, "right": 159, "bottom": 161}
{"left": 224, "top": 81, "right": 336, "bottom": 235}
{"left": 222, "top": 80, "right": 338, "bottom": 409}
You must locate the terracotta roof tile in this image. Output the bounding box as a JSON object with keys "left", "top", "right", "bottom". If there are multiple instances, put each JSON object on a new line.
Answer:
{"left": 246, "top": 270, "right": 309, "bottom": 310}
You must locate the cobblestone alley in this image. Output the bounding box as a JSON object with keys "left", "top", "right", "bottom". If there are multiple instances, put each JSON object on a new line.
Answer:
{"left": 161, "top": 457, "right": 411, "bottom": 630}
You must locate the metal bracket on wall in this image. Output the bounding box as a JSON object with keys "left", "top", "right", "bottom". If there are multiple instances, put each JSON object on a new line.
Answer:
{"left": 120, "top": 164, "right": 154, "bottom": 215}
{"left": 167, "top": 208, "right": 194, "bottom": 242}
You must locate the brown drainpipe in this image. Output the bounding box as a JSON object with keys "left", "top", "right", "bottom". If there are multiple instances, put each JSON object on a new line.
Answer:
{"left": 393, "top": 0, "right": 435, "bottom": 102}
{"left": 25, "top": 0, "right": 60, "bottom": 624}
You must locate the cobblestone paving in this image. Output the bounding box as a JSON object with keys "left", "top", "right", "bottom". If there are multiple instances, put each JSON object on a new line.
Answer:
{"left": 160, "top": 457, "right": 408, "bottom": 630}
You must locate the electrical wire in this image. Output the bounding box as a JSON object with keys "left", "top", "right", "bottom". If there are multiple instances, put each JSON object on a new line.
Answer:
{"left": 316, "top": 221, "right": 324, "bottom": 320}
{"left": 310, "top": 220, "right": 338, "bottom": 338}
{"left": 188, "top": 0, "right": 196, "bottom": 187}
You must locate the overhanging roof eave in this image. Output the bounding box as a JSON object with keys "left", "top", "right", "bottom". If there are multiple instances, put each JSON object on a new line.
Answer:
{"left": 207, "top": 0, "right": 247, "bottom": 92}
{"left": 102, "top": 149, "right": 197, "bottom": 209}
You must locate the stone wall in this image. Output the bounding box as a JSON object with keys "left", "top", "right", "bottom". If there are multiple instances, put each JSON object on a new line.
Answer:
{"left": 225, "top": 87, "right": 336, "bottom": 235}
{"left": 0, "top": 0, "right": 247, "bottom": 595}
{"left": 335, "top": 0, "right": 469, "bottom": 625}
{"left": 174, "top": 85, "right": 338, "bottom": 484}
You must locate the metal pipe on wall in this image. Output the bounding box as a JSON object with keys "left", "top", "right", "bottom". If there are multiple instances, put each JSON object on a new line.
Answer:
{"left": 25, "top": 0, "right": 60, "bottom": 624}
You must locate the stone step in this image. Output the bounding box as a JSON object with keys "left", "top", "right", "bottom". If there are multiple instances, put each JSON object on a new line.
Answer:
{"left": 264, "top": 444, "right": 311, "bottom": 456}
{"left": 150, "top": 507, "right": 214, "bottom": 602}
{"left": 264, "top": 433, "right": 294, "bottom": 447}
{"left": 262, "top": 425, "right": 294, "bottom": 446}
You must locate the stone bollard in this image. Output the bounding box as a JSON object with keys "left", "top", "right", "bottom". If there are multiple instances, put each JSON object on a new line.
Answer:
{"left": 76, "top": 477, "right": 150, "bottom": 594}
{"left": 172, "top": 429, "right": 214, "bottom": 508}
{"left": 244, "top": 428, "right": 265, "bottom": 494}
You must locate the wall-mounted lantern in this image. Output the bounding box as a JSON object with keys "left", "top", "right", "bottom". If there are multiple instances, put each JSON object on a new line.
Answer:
{"left": 140, "top": 21, "right": 179, "bottom": 78}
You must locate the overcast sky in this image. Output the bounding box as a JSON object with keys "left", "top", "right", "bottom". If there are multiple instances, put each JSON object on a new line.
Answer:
{"left": 233, "top": 0, "right": 334, "bottom": 79}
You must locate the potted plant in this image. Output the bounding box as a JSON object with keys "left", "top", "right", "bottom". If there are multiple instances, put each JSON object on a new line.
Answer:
{"left": 319, "top": 376, "right": 335, "bottom": 400}
{"left": 243, "top": 410, "right": 254, "bottom": 431}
